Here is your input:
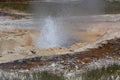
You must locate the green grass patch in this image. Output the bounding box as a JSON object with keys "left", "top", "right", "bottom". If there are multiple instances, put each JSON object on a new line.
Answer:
{"left": 40, "top": 71, "right": 65, "bottom": 80}
{"left": 20, "top": 71, "right": 65, "bottom": 80}
{"left": 0, "top": 2, "right": 29, "bottom": 12}
{"left": 105, "top": 1, "right": 120, "bottom": 14}
{"left": 0, "top": 71, "right": 65, "bottom": 80}
{"left": 82, "top": 64, "right": 120, "bottom": 80}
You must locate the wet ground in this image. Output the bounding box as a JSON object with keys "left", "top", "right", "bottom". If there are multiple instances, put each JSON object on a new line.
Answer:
{"left": 0, "top": 38, "right": 119, "bottom": 72}
{"left": 0, "top": 14, "right": 120, "bottom": 63}
{"left": 0, "top": 1, "right": 120, "bottom": 78}
{"left": 0, "top": 11, "right": 119, "bottom": 80}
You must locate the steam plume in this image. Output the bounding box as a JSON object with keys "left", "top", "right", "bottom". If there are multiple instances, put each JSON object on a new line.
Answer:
{"left": 31, "top": 0, "right": 105, "bottom": 48}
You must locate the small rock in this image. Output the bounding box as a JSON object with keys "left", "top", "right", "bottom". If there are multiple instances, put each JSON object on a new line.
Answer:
{"left": 51, "top": 63, "right": 56, "bottom": 68}
{"left": 31, "top": 49, "right": 36, "bottom": 54}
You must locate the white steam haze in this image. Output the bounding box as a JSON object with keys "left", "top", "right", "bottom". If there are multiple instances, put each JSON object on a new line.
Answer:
{"left": 31, "top": 0, "right": 106, "bottom": 48}
{"left": 35, "top": 16, "right": 64, "bottom": 48}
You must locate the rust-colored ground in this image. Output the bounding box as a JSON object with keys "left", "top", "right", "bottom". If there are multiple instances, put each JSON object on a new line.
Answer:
{"left": 0, "top": 38, "right": 120, "bottom": 71}
{"left": 0, "top": 22, "right": 119, "bottom": 71}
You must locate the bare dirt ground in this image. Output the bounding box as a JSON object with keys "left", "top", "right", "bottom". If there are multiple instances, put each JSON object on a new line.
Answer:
{"left": 0, "top": 21, "right": 119, "bottom": 64}
{"left": 0, "top": 15, "right": 119, "bottom": 80}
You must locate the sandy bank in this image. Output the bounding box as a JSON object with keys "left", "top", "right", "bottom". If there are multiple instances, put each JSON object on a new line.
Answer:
{"left": 0, "top": 22, "right": 119, "bottom": 64}
{"left": 0, "top": 14, "right": 120, "bottom": 64}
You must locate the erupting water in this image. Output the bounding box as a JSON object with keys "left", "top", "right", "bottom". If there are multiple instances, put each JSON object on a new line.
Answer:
{"left": 35, "top": 16, "right": 61, "bottom": 48}
{"left": 32, "top": 0, "right": 105, "bottom": 48}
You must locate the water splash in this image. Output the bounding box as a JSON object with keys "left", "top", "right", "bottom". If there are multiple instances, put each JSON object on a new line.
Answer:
{"left": 35, "top": 16, "right": 61, "bottom": 48}
{"left": 32, "top": 0, "right": 106, "bottom": 48}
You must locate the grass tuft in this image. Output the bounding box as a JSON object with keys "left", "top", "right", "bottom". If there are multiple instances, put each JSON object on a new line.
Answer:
{"left": 82, "top": 64, "right": 120, "bottom": 80}
{"left": 0, "top": 2, "right": 29, "bottom": 12}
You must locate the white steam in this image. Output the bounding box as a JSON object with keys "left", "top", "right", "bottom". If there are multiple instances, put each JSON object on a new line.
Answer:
{"left": 35, "top": 16, "right": 61, "bottom": 48}
{"left": 32, "top": 0, "right": 106, "bottom": 48}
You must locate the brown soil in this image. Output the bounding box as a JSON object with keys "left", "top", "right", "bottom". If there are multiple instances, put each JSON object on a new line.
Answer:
{"left": 0, "top": 22, "right": 119, "bottom": 71}
{"left": 0, "top": 38, "right": 120, "bottom": 71}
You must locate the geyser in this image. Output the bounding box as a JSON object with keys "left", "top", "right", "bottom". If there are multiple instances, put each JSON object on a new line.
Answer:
{"left": 31, "top": 0, "right": 105, "bottom": 48}
{"left": 36, "top": 16, "right": 61, "bottom": 48}
{"left": 35, "top": 16, "right": 75, "bottom": 48}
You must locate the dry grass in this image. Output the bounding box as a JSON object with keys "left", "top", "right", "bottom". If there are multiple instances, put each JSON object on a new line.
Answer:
{"left": 82, "top": 64, "right": 120, "bottom": 80}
